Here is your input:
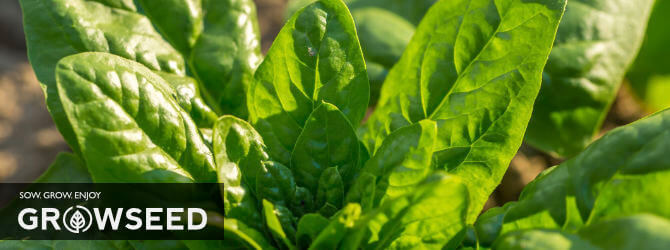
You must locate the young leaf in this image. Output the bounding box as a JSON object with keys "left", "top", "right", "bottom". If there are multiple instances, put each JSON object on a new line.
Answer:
{"left": 362, "top": 0, "right": 567, "bottom": 222}
{"left": 291, "top": 102, "right": 360, "bottom": 194}
{"left": 366, "top": 172, "right": 470, "bottom": 249}
{"left": 475, "top": 108, "right": 670, "bottom": 245}
{"left": 296, "top": 213, "right": 330, "bottom": 249}
{"left": 309, "top": 203, "right": 362, "bottom": 249}
{"left": 263, "top": 200, "right": 297, "bottom": 249}
{"left": 56, "top": 52, "right": 216, "bottom": 183}
{"left": 315, "top": 167, "right": 345, "bottom": 213}
{"left": 212, "top": 116, "right": 265, "bottom": 230}
{"left": 525, "top": 0, "right": 656, "bottom": 157}
{"left": 348, "top": 120, "right": 437, "bottom": 208}
{"left": 248, "top": 0, "right": 370, "bottom": 165}
{"left": 256, "top": 161, "right": 297, "bottom": 208}
{"left": 213, "top": 115, "right": 269, "bottom": 194}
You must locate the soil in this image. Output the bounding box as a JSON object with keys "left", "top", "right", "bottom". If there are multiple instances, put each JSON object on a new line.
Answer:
{"left": 0, "top": 0, "right": 649, "bottom": 207}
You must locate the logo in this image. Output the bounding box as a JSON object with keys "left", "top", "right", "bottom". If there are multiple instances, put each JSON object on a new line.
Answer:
{"left": 62, "top": 205, "right": 93, "bottom": 233}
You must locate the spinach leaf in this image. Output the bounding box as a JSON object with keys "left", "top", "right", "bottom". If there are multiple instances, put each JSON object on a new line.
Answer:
{"left": 248, "top": 0, "right": 369, "bottom": 165}
{"left": 212, "top": 116, "right": 265, "bottom": 230}
{"left": 525, "top": 0, "right": 656, "bottom": 157}
{"left": 365, "top": 172, "right": 469, "bottom": 249}
{"left": 347, "top": 120, "right": 437, "bottom": 208}
{"left": 475, "top": 108, "right": 670, "bottom": 245}
{"left": 493, "top": 229, "right": 599, "bottom": 250}
{"left": 291, "top": 102, "right": 360, "bottom": 195}
{"left": 262, "top": 200, "right": 297, "bottom": 249}
{"left": 309, "top": 203, "right": 362, "bottom": 249}
{"left": 296, "top": 214, "right": 330, "bottom": 248}
{"left": 56, "top": 52, "right": 216, "bottom": 183}
{"left": 627, "top": 0, "right": 670, "bottom": 113}
{"left": 315, "top": 167, "right": 345, "bottom": 215}
{"left": 362, "top": 0, "right": 566, "bottom": 222}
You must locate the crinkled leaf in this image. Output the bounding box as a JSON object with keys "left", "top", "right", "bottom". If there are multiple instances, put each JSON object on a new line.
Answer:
{"left": 362, "top": 0, "right": 567, "bottom": 222}
{"left": 526, "top": 0, "right": 656, "bottom": 157}
{"left": 248, "top": 0, "right": 369, "bottom": 165}
{"left": 256, "top": 161, "right": 297, "bottom": 208}
{"left": 348, "top": 120, "right": 437, "bottom": 208}
{"left": 19, "top": 0, "right": 228, "bottom": 155}
{"left": 212, "top": 116, "right": 265, "bottom": 230}
{"left": 56, "top": 52, "right": 216, "bottom": 183}
{"left": 315, "top": 167, "right": 344, "bottom": 212}
{"left": 365, "top": 172, "right": 470, "bottom": 249}
{"left": 291, "top": 102, "right": 359, "bottom": 194}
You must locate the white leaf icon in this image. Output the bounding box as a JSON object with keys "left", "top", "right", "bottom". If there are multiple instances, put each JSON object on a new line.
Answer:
{"left": 70, "top": 210, "right": 86, "bottom": 233}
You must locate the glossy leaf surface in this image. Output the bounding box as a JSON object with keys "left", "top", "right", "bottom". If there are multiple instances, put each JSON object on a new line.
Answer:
{"left": 248, "top": 0, "right": 369, "bottom": 165}
{"left": 525, "top": 0, "right": 655, "bottom": 157}
{"left": 362, "top": 0, "right": 567, "bottom": 221}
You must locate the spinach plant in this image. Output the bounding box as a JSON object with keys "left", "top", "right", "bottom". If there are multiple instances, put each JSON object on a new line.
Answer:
{"left": 6, "top": 0, "right": 670, "bottom": 249}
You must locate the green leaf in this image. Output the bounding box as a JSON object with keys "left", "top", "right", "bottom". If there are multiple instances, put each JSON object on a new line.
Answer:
{"left": 493, "top": 229, "right": 599, "bottom": 250}
{"left": 291, "top": 102, "right": 360, "bottom": 194}
{"left": 19, "top": 0, "right": 230, "bottom": 154}
{"left": 351, "top": 7, "right": 414, "bottom": 69}
{"left": 0, "top": 240, "right": 138, "bottom": 250}
{"left": 213, "top": 115, "right": 269, "bottom": 194}
{"left": 35, "top": 152, "right": 91, "bottom": 183}
{"left": 627, "top": 0, "right": 670, "bottom": 113}
{"left": 475, "top": 108, "right": 670, "bottom": 245}
{"left": 185, "top": 218, "right": 274, "bottom": 250}
{"left": 256, "top": 161, "right": 297, "bottom": 208}
{"left": 309, "top": 203, "right": 362, "bottom": 249}
{"left": 315, "top": 167, "right": 345, "bottom": 213}
{"left": 525, "top": 0, "right": 656, "bottom": 157}
{"left": 366, "top": 172, "right": 470, "bottom": 249}
{"left": 56, "top": 52, "right": 216, "bottom": 183}
{"left": 296, "top": 214, "right": 330, "bottom": 249}
{"left": 578, "top": 214, "right": 670, "bottom": 250}
{"left": 362, "top": 0, "right": 567, "bottom": 222}
{"left": 188, "top": 0, "right": 263, "bottom": 118}
{"left": 348, "top": 120, "right": 437, "bottom": 208}
{"left": 248, "top": 0, "right": 370, "bottom": 165}
{"left": 262, "top": 200, "right": 297, "bottom": 249}
{"left": 212, "top": 116, "right": 265, "bottom": 230}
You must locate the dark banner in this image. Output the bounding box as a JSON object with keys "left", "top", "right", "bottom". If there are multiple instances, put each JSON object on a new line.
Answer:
{"left": 0, "top": 183, "right": 226, "bottom": 240}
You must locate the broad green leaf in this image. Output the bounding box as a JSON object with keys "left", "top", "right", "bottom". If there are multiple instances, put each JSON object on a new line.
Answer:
{"left": 475, "top": 108, "right": 670, "bottom": 246}
{"left": 525, "top": 0, "right": 656, "bottom": 157}
{"left": 578, "top": 214, "right": 670, "bottom": 250}
{"left": 287, "top": 0, "right": 437, "bottom": 26}
{"left": 366, "top": 172, "right": 469, "bottom": 249}
{"left": 0, "top": 240, "right": 137, "bottom": 250}
{"left": 35, "top": 152, "right": 91, "bottom": 183}
{"left": 188, "top": 0, "right": 263, "bottom": 117}
{"left": 56, "top": 52, "right": 216, "bottom": 183}
{"left": 262, "top": 200, "right": 297, "bottom": 249}
{"left": 493, "top": 229, "right": 599, "bottom": 250}
{"left": 213, "top": 115, "right": 269, "bottom": 194}
{"left": 292, "top": 187, "right": 315, "bottom": 217}
{"left": 309, "top": 203, "right": 362, "bottom": 249}
{"left": 296, "top": 214, "right": 330, "bottom": 249}
{"left": 19, "top": 0, "right": 225, "bottom": 154}
{"left": 494, "top": 215, "right": 670, "bottom": 250}
{"left": 212, "top": 116, "right": 264, "bottom": 230}
{"left": 248, "top": 0, "right": 370, "bottom": 165}
{"left": 135, "top": 0, "right": 203, "bottom": 56}
{"left": 627, "top": 0, "right": 670, "bottom": 113}
{"left": 348, "top": 120, "right": 437, "bottom": 208}
{"left": 291, "top": 102, "right": 360, "bottom": 194}
{"left": 362, "top": 0, "right": 567, "bottom": 222}
{"left": 315, "top": 167, "right": 345, "bottom": 214}
{"left": 256, "top": 161, "right": 297, "bottom": 208}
